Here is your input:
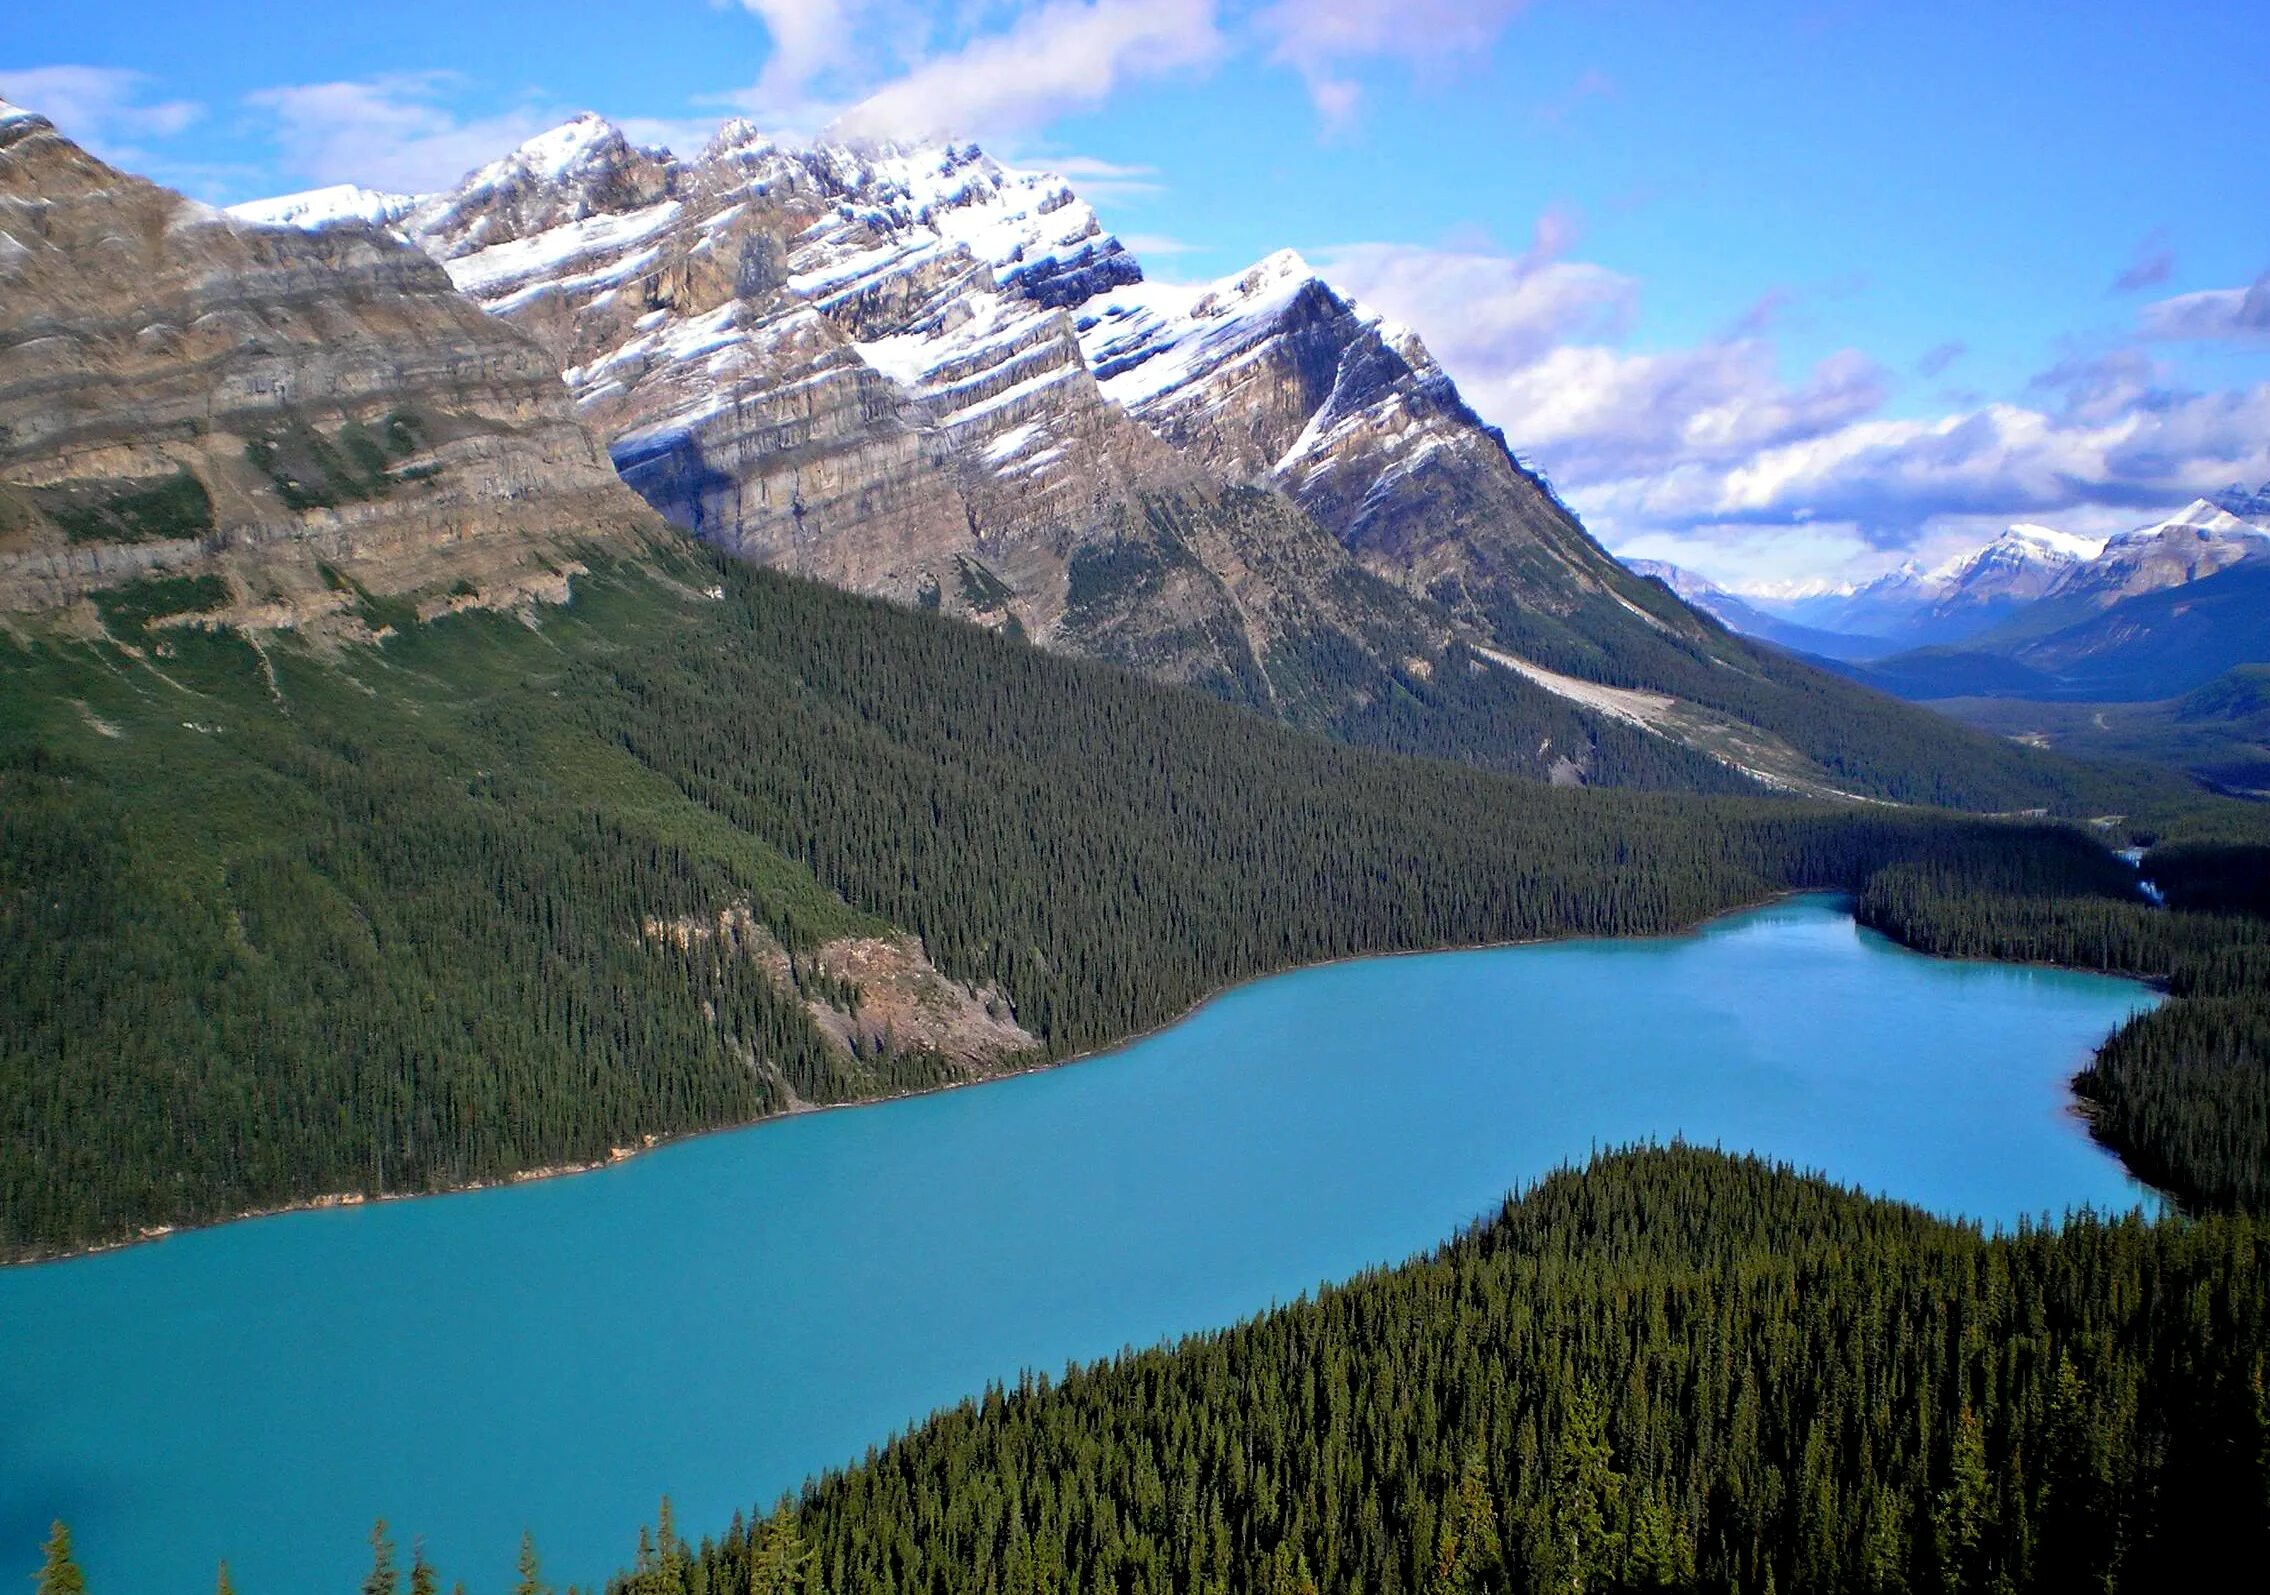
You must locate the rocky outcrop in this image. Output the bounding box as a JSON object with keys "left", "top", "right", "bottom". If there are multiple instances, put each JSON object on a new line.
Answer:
{"left": 1083, "top": 250, "right": 1648, "bottom": 625}
{"left": 645, "top": 904, "right": 1038, "bottom": 1080}
{"left": 0, "top": 102, "right": 657, "bottom": 635}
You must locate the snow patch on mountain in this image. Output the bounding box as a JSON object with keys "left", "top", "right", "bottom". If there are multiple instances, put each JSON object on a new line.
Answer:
{"left": 228, "top": 184, "right": 418, "bottom": 231}
{"left": 2000, "top": 524, "right": 2107, "bottom": 562}
{"left": 1083, "top": 250, "right": 1325, "bottom": 410}
{"left": 441, "top": 199, "right": 681, "bottom": 305}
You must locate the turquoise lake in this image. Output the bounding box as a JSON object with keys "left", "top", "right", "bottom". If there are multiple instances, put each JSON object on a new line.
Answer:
{"left": 0, "top": 896, "right": 2160, "bottom": 1593}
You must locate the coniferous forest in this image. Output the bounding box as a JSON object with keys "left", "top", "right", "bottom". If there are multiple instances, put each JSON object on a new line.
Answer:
{"left": 603, "top": 1147, "right": 2266, "bottom": 1595}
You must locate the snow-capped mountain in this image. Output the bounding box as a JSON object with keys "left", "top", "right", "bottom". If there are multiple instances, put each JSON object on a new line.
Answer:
{"left": 1931, "top": 524, "right": 2105, "bottom": 600}
{"left": 232, "top": 112, "right": 2054, "bottom": 800}
{"left": 2051, "top": 496, "right": 2270, "bottom": 609}
{"left": 1719, "top": 497, "right": 2270, "bottom": 662}
{"left": 226, "top": 182, "right": 418, "bottom": 231}
{"left": 1732, "top": 487, "right": 2270, "bottom": 700}
{"left": 1622, "top": 559, "right": 1895, "bottom": 661}
{"left": 234, "top": 113, "right": 1670, "bottom": 698}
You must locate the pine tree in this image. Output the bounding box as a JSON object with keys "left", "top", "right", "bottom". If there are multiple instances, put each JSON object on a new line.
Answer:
{"left": 516, "top": 1531, "right": 550, "bottom": 1595}
{"left": 746, "top": 1506, "right": 811, "bottom": 1595}
{"left": 655, "top": 1498, "right": 688, "bottom": 1595}
{"left": 1431, "top": 1449, "right": 1503, "bottom": 1594}
{"left": 363, "top": 1520, "right": 400, "bottom": 1595}
{"left": 34, "top": 1522, "right": 86, "bottom": 1595}
{"left": 1860, "top": 1489, "right": 1909, "bottom": 1593}
{"left": 2037, "top": 1358, "right": 2110, "bottom": 1591}
{"left": 216, "top": 1561, "right": 237, "bottom": 1595}
{"left": 1934, "top": 1408, "right": 1992, "bottom": 1594}
{"left": 1551, "top": 1387, "right": 1625, "bottom": 1593}
{"left": 408, "top": 1539, "right": 440, "bottom": 1595}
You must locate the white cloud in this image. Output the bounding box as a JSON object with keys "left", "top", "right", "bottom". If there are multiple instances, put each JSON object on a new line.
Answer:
{"left": 1311, "top": 228, "right": 2270, "bottom": 584}
{"left": 1318, "top": 230, "right": 1884, "bottom": 485}
{"left": 737, "top": 0, "right": 861, "bottom": 105}
{"left": 2140, "top": 272, "right": 2270, "bottom": 343}
{"left": 244, "top": 73, "right": 564, "bottom": 194}
{"left": 833, "top": 0, "right": 1222, "bottom": 141}
{"left": 0, "top": 65, "right": 200, "bottom": 157}
{"left": 1039, "top": 152, "right": 1163, "bottom": 199}
{"left": 1121, "top": 231, "right": 1203, "bottom": 257}
{"left": 1320, "top": 229, "right": 1639, "bottom": 377}
{"left": 1586, "top": 383, "right": 2270, "bottom": 559}
{"left": 1613, "top": 522, "right": 1881, "bottom": 593}
{"left": 1253, "top": 0, "right": 1532, "bottom": 123}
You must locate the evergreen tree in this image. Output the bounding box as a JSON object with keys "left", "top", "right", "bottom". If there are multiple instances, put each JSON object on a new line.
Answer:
{"left": 1550, "top": 1388, "right": 1624, "bottom": 1593}
{"left": 408, "top": 1540, "right": 439, "bottom": 1595}
{"left": 33, "top": 1522, "right": 86, "bottom": 1595}
{"left": 1934, "top": 1408, "right": 1993, "bottom": 1594}
{"left": 516, "top": 1531, "right": 550, "bottom": 1595}
{"left": 745, "top": 1506, "right": 810, "bottom": 1595}
{"left": 216, "top": 1561, "right": 237, "bottom": 1595}
{"left": 363, "top": 1520, "right": 400, "bottom": 1595}
{"left": 1432, "top": 1450, "right": 1504, "bottom": 1594}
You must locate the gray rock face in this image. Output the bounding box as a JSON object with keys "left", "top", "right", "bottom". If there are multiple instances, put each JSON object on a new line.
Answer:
{"left": 2054, "top": 501, "right": 2270, "bottom": 608}
{"left": 0, "top": 106, "right": 657, "bottom": 632}
{"left": 290, "top": 117, "right": 1704, "bottom": 693}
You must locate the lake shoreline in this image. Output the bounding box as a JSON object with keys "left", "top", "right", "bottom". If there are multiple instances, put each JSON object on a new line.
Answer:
{"left": 9, "top": 887, "right": 2161, "bottom": 1269}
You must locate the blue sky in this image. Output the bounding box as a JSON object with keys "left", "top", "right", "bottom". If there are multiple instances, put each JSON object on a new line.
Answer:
{"left": 5, "top": 0, "right": 2266, "bottom": 588}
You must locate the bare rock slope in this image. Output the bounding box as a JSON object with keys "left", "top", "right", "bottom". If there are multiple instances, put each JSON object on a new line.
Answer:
{"left": 268, "top": 117, "right": 1714, "bottom": 728}
{"left": 0, "top": 102, "right": 657, "bottom": 636}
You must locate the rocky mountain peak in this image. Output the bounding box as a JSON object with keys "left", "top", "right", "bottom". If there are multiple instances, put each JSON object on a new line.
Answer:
{"left": 0, "top": 112, "right": 655, "bottom": 634}
{"left": 2212, "top": 480, "right": 2270, "bottom": 522}
{"left": 406, "top": 113, "right": 677, "bottom": 260}
{"left": 702, "top": 117, "right": 785, "bottom": 164}
{"left": 1926, "top": 523, "right": 2106, "bottom": 609}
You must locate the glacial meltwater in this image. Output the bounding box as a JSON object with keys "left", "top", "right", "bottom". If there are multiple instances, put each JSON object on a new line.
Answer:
{"left": 0, "top": 897, "right": 2159, "bottom": 1592}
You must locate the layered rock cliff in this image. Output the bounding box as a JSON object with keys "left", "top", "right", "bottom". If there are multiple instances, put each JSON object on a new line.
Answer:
{"left": 237, "top": 115, "right": 2035, "bottom": 800}
{"left": 0, "top": 103, "right": 657, "bottom": 637}
{"left": 252, "top": 116, "right": 1702, "bottom": 715}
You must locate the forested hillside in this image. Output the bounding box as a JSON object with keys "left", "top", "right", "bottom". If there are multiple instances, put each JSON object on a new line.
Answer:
{"left": 566, "top": 1146, "right": 2265, "bottom": 1595}
{"left": 0, "top": 538, "right": 2199, "bottom": 1260}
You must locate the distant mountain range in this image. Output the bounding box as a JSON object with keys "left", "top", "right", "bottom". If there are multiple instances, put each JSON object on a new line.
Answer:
{"left": 1633, "top": 486, "right": 2270, "bottom": 703}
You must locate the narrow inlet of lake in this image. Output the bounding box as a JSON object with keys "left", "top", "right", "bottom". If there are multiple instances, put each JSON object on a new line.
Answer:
{"left": 0, "top": 896, "right": 2159, "bottom": 1593}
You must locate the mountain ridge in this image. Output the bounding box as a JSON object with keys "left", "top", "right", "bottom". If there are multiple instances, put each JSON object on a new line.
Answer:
{"left": 225, "top": 111, "right": 2120, "bottom": 809}
{"left": 0, "top": 102, "right": 660, "bottom": 638}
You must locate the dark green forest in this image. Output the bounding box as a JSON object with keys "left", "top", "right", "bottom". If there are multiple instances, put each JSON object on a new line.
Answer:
{"left": 5, "top": 539, "right": 2232, "bottom": 1259}
{"left": 562, "top": 1146, "right": 2261, "bottom": 1595}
